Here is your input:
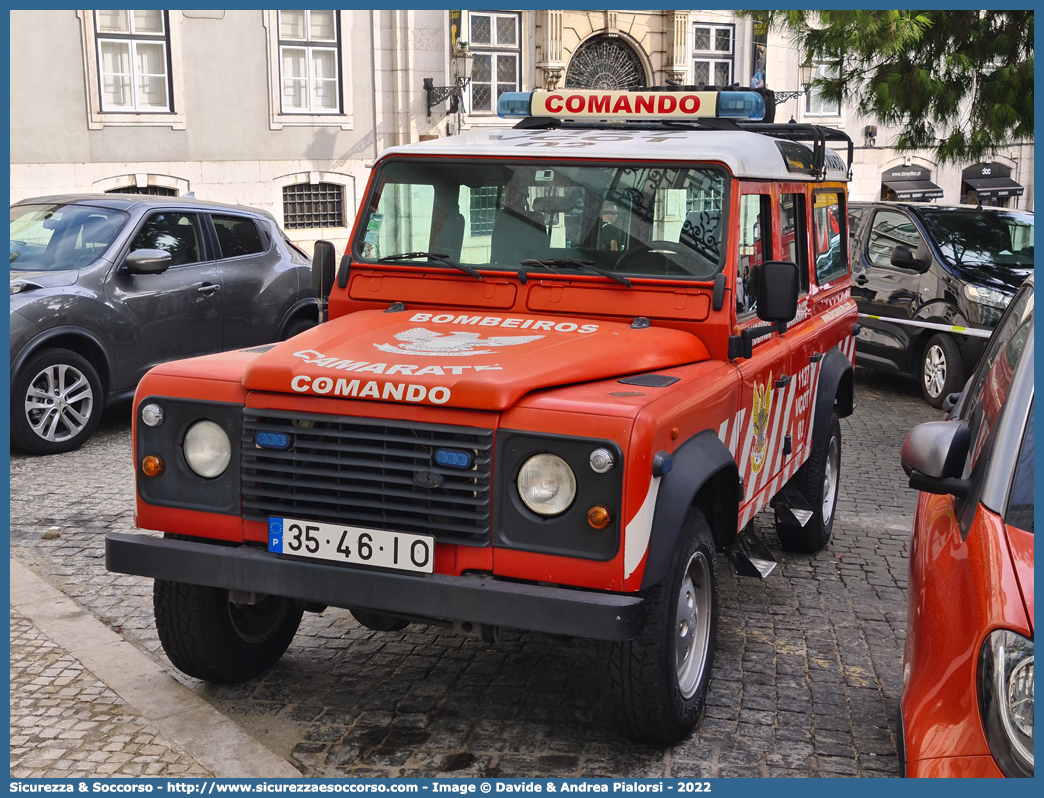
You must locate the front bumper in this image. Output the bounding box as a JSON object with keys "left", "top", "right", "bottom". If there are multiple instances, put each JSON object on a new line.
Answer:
{"left": 105, "top": 533, "right": 645, "bottom": 641}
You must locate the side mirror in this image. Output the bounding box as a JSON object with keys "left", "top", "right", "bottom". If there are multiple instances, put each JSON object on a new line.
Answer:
{"left": 124, "top": 249, "right": 171, "bottom": 275}
{"left": 311, "top": 240, "right": 336, "bottom": 321}
{"left": 756, "top": 260, "right": 799, "bottom": 325}
{"left": 900, "top": 420, "right": 972, "bottom": 498}
{"left": 890, "top": 245, "right": 925, "bottom": 270}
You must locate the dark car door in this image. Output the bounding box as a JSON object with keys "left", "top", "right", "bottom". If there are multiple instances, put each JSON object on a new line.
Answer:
{"left": 853, "top": 208, "right": 931, "bottom": 372}
{"left": 106, "top": 210, "right": 224, "bottom": 389}
{"left": 209, "top": 214, "right": 301, "bottom": 349}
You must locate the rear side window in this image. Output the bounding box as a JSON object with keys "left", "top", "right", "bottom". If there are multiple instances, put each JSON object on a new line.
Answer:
{"left": 1005, "top": 404, "right": 1033, "bottom": 534}
{"left": 813, "top": 191, "right": 847, "bottom": 284}
{"left": 212, "top": 215, "right": 264, "bottom": 258}
{"left": 781, "top": 193, "right": 809, "bottom": 294}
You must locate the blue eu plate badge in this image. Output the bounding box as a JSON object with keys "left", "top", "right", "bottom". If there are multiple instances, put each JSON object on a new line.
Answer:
{"left": 268, "top": 517, "right": 283, "bottom": 552}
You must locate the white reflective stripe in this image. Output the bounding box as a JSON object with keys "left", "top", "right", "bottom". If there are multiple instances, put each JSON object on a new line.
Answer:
{"left": 737, "top": 403, "right": 757, "bottom": 486}
{"left": 717, "top": 418, "right": 729, "bottom": 443}
{"left": 858, "top": 313, "right": 993, "bottom": 339}
{"left": 729, "top": 408, "right": 746, "bottom": 457}
{"left": 624, "top": 476, "right": 661, "bottom": 580}
{"left": 770, "top": 376, "right": 797, "bottom": 475}
{"left": 804, "top": 359, "right": 822, "bottom": 451}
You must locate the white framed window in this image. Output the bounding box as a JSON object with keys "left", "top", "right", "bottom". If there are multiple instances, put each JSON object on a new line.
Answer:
{"left": 278, "top": 10, "right": 341, "bottom": 114}
{"left": 95, "top": 10, "right": 171, "bottom": 112}
{"left": 467, "top": 11, "right": 521, "bottom": 115}
{"left": 693, "top": 23, "right": 733, "bottom": 86}
{"left": 805, "top": 61, "right": 841, "bottom": 117}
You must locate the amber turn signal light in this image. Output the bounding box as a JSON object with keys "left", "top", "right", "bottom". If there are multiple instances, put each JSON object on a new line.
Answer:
{"left": 588, "top": 505, "right": 611, "bottom": 529}
{"left": 142, "top": 455, "right": 164, "bottom": 477}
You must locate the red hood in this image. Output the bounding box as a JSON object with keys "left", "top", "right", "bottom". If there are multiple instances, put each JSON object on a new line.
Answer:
{"left": 242, "top": 310, "right": 709, "bottom": 410}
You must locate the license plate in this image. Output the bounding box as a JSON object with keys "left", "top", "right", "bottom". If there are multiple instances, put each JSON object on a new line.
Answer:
{"left": 268, "top": 517, "right": 434, "bottom": 574}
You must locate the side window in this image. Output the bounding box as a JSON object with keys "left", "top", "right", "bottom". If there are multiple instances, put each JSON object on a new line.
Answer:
{"left": 130, "top": 212, "right": 203, "bottom": 266}
{"left": 737, "top": 194, "right": 772, "bottom": 318}
{"left": 813, "top": 191, "right": 847, "bottom": 284}
{"left": 1004, "top": 404, "right": 1033, "bottom": 534}
{"left": 960, "top": 287, "right": 1033, "bottom": 476}
{"left": 781, "top": 193, "right": 809, "bottom": 294}
{"left": 865, "top": 210, "right": 926, "bottom": 268}
{"left": 212, "top": 215, "right": 264, "bottom": 259}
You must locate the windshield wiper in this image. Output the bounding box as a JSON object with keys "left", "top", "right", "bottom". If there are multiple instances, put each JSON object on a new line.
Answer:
{"left": 520, "top": 258, "right": 632, "bottom": 288}
{"left": 377, "top": 251, "right": 481, "bottom": 279}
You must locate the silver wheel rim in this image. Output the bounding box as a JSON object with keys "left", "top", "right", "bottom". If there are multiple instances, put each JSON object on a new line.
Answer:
{"left": 822, "top": 435, "right": 840, "bottom": 527}
{"left": 923, "top": 344, "right": 947, "bottom": 398}
{"left": 675, "top": 550, "right": 713, "bottom": 699}
{"left": 24, "top": 363, "right": 94, "bottom": 443}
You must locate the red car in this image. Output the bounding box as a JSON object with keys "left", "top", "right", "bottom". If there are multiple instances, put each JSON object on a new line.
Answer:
{"left": 900, "top": 274, "right": 1034, "bottom": 777}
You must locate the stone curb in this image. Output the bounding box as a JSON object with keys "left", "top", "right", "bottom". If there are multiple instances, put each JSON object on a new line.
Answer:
{"left": 10, "top": 557, "right": 302, "bottom": 779}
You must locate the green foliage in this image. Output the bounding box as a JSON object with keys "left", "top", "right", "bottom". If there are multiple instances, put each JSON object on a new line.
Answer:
{"left": 748, "top": 11, "right": 1033, "bottom": 163}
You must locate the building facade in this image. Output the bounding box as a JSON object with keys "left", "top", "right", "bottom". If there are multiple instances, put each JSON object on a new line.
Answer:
{"left": 10, "top": 9, "right": 1033, "bottom": 254}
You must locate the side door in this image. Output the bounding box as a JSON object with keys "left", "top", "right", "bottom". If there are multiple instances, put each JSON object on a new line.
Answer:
{"left": 733, "top": 186, "right": 792, "bottom": 526}
{"left": 107, "top": 209, "right": 224, "bottom": 388}
{"left": 852, "top": 207, "right": 931, "bottom": 372}
{"left": 775, "top": 187, "right": 818, "bottom": 474}
{"left": 209, "top": 214, "right": 298, "bottom": 350}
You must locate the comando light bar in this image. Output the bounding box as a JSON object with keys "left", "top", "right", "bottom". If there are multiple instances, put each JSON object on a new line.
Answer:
{"left": 498, "top": 89, "right": 765, "bottom": 122}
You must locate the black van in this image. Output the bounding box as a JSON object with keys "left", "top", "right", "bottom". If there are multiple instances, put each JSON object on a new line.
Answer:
{"left": 849, "top": 202, "right": 1033, "bottom": 406}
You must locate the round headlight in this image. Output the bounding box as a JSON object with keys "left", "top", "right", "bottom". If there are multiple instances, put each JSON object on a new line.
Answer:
{"left": 517, "top": 454, "right": 576, "bottom": 516}
{"left": 183, "top": 420, "right": 231, "bottom": 478}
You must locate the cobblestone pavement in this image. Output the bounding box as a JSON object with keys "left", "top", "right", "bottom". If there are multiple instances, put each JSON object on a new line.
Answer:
{"left": 10, "top": 368, "right": 942, "bottom": 778}
{"left": 10, "top": 608, "right": 212, "bottom": 778}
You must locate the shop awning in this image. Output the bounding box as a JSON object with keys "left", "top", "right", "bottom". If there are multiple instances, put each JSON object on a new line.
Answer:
{"left": 963, "top": 175, "right": 1025, "bottom": 199}
{"left": 882, "top": 179, "right": 944, "bottom": 200}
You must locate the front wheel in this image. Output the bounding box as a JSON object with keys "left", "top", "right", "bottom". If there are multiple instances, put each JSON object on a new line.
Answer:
{"left": 11, "top": 348, "right": 103, "bottom": 455}
{"left": 154, "top": 579, "right": 303, "bottom": 684}
{"left": 920, "top": 333, "right": 964, "bottom": 408}
{"left": 600, "top": 508, "right": 719, "bottom": 744}
{"left": 775, "top": 412, "right": 841, "bottom": 552}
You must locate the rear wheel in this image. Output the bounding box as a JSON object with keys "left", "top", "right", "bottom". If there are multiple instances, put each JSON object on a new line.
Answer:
{"left": 11, "top": 348, "right": 103, "bottom": 455}
{"left": 153, "top": 579, "right": 303, "bottom": 684}
{"left": 600, "top": 508, "right": 719, "bottom": 744}
{"left": 920, "top": 333, "right": 963, "bottom": 408}
{"left": 775, "top": 412, "right": 841, "bottom": 552}
{"left": 281, "top": 317, "right": 316, "bottom": 341}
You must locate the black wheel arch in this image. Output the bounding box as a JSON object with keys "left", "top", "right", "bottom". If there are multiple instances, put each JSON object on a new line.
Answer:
{"left": 812, "top": 345, "right": 854, "bottom": 451}
{"left": 640, "top": 429, "right": 739, "bottom": 590}
{"left": 12, "top": 326, "right": 114, "bottom": 398}
{"left": 276, "top": 297, "right": 320, "bottom": 339}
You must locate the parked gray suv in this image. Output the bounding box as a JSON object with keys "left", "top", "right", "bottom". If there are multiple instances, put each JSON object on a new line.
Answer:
{"left": 11, "top": 194, "right": 318, "bottom": 455}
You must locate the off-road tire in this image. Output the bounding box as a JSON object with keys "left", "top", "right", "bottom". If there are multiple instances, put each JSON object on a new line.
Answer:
{"left": 775, "top": 412, "right": 841, "bottom": 552}
{"left": 153, "top": 577, "right": 303, "bottom": 684}
{"left": 599, "top": 508, "right": 719, "bottom": 744}
{"left": 920, "top": 333, "right": 964, "bottom": 408}
{"left": 281, "top": 317, "right": 317, "bottom": 341}
{"left": 11, "top": 347, "right": 103, "bottom": 456}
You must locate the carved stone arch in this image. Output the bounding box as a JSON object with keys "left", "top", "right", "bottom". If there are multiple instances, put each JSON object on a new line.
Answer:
{"left": 564, "top": 33, "right": 648, "bottom": 90}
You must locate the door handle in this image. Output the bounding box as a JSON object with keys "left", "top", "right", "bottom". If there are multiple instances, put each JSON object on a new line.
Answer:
{"left": 197, "top": 283, "right": 221, "bottom": 295}
{"left": 855, "top": 274, "right": 869, "bottom": 285}
{"left": 775, "top": 374, "right": 792, "bottom": 388}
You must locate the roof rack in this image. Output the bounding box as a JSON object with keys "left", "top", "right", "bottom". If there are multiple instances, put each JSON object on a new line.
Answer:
{"left": 511, "top": 116, "right": 854, "bottom": 179}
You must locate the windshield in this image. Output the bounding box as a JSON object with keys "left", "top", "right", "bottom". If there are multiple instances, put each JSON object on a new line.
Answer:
{"left": 354, "top": 160, "right": 729, "bottom": 281}
{"left": 918, "top": 208, "right": 1033, "bottom": 269}
{"left": 10, "top": 204, "right": 128, "bottom": 272}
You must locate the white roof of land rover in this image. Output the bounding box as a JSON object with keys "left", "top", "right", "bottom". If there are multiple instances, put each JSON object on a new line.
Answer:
{"left": 379, "top": 127, "right": 850, "bottom": 182}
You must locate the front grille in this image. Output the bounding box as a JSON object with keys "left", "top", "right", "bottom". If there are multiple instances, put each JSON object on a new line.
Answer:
{"left": 241, "top": 409, "right": 493, "bottom": 546}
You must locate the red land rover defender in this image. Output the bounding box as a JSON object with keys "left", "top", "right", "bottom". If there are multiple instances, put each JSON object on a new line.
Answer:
{"left": 107, "top": 89, "right": 858, "bottom": 744}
